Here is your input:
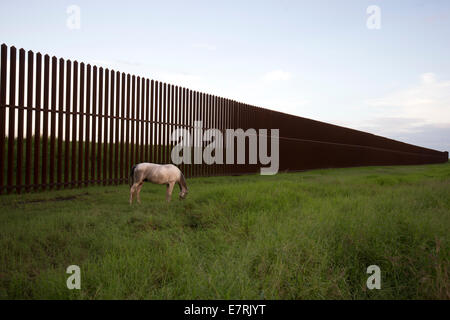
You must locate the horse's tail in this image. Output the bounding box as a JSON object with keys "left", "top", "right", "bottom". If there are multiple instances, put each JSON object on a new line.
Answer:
{"left": 179, "top": 172, "right": 188, "bottom": 192}
{"left": 129, "top": 164, "right": 137, "bottom": 187}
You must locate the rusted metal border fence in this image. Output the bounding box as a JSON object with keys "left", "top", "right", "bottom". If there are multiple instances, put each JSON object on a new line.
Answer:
{"left": 0, "top": 44, "right": 448, "bottom": 194}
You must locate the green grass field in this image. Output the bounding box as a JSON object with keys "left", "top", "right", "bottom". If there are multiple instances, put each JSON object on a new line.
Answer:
{"left": 1, "top": 163, "right": 449, "bottom": 299}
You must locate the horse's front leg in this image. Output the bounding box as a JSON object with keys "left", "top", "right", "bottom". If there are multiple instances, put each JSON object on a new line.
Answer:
{"left": 130, "top": 183, "right": 138, "bottom": 205}
{"left": 166, "top": 182, "right": 175, "bottom": 202}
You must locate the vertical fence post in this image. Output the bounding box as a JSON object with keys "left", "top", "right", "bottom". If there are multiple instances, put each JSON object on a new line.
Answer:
{"left": 34, "top": 52, "right": 42, "bottom": 191}
{"left": 149, "top": 80, "right": 154, "bottom": 165}
{"left": 49, "top": 56, "right": 57, "bottom": 190}
{"left": 193, "top": 91, "right": 202, "bottom": 177}
{"left": 218, "top": 97, "right": 222, "bottom": 176}
{"left": 202, "top": 93, "right": 205, "bottom": 176}
{"left": 225, "top": 97, "right": 228, "bottom": 176}
{"left": 170, "top": 84, "right": 174, "bottom": 164}
{"left": 226, "top": 98, "right": 229, "bottom": 175}
{"left": 217, "top": 96, "right": 221, "bottom": 176}
{"left": 174, "top": 85, "right": 178, "bottom": 169}
{"left": 25, "top": 50, "right": 34, "bottom": 192}
{"left": 211, "top": 94, "right": 215, "bottom": 176}
{"left": 222, "top": 97, "right": 226, "bottom": 176}
{"left": 140, "top": 77, "right": 145, "bottom": 164}
{"left": 229, "top": 99, "right": 233, "bottom": 175}
{"left": 78, "top": 63, "right": 85, "bottom": 188}
{"left": 154, "top": 81, "right": 158, "bottom": 164}
{"left": 180, "top": 87, "right": 185, "bottom": 176}
{"left": 161, "top": 82, "right": 166, "bottom": 164}
{"left": 215, "top": 95, "right": 219, "bottom": 176}
{"left": 162, "top": 83, "right": 167, "bottom": 164}
{"left": 211, "top": 95, "right": 215, "bottom": 176}
{"left": 115, "top": 71, "right": 120, "bottom": 184}
{"left": 232, "top": 100, "right": 236, "bottom": 174}
{"left": 97, "top": 68, "right": 104, "bottom": 184}
{"left": 64, "top": 60, "right": 71, "bottom": 188}
{"left": 144, "top": 79, "right": 150, "bottom": 164}
{"left": 16, "top": 49, "right": 25, "bottom": 193}
{"left": 221, "top": 97, "right": 225, "bottom": 176}
{"left": 166, "top": 84, "right": 170, "bottom": 165}
{"left": 90, "top": 66, "right": 97, "bottom": 185}
{"left": 109, "top": 71, "right": 115, "bottom": 184}
{"left": 207, "top": 94, "right": 211, "bottom": 176}
{"left": 184, "top": 88, "right": 188, "bottom": 177}
{"left": 120, "top": 73, "right": 125, "bottom": 183}
{"left": 71, "top": 61, "right": 78, "bottom": 188}
{"left": 192, "top": 89, "right": 196, "bottom": 177}
{"left": 245, "top": 104, "right": 248, "bottom": 174}
{"left": 219, "top": 97, "right": 223, "bottom": 175}
{"left": 191, "top": 90, "right": 196, "bottom": 177}
{"left": 0, "top": 44, "right": 6, "bottom": 194}
{"left": 157, "top": 81, "right": 162, "bottom": 164}
{"left": 186, "top": 89, "right": 190, "bottom": 176}
{"left": 103, "top": 69, "right": 109, "bottom": 185}
{"left": 135, "top": 76, "right": 140, "bottom": 165}
{"left": 125, "top": 74, "right": 130, "bottom": 175}
{"left": 195, "top": 91, "right": 199, "bottom": 177}
{"left": 41, "top": 55, "right": 49, "bottom": 190}
{"left": 223, "top": 98, "right": 227, "bottom": 176}
{"left": 56, "top": 57, "right": 64, "bottom": 189}
{"left": 84, "top": 64, "right": 91, "bottom": 187}
{"left": 200, "top": 92, "right": 203, "bottom": 176}
{"left": 204, "top": 93, "right": 208, "bottom": 176}
{"left": 209, "top": 95, "right": 217, "bottom": 176}
{"left": 206, "top": 94, "right": 210, "bottom": 175}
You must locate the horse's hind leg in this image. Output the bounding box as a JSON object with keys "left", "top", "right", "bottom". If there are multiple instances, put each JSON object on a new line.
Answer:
{"left": 136, "top": 182, "right": 144, "bottom": 204}
{"left": 129, "top": 186, "right": 135, "bottom": 205}
{"left": 130, "top": 182, "right": 140, "bottom": 205}
{"left": 166, "top": 182, "right": 175, "bottom": 202}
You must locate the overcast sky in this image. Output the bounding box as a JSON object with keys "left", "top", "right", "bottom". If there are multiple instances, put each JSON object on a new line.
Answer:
{"left": 1, "top": 0, "right": 449, "bottom": 152}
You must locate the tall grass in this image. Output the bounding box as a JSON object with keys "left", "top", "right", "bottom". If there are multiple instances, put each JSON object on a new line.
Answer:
{"left": 0, "top": 163, "right": 449, "bottom": 299}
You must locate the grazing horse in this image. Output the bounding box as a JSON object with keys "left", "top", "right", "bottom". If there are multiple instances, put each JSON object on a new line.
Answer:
{"left": 129, "top": 163, "right": 188, "bottom": 204}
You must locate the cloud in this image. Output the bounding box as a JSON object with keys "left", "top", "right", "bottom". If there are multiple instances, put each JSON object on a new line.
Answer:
{"left": 365, "top": 120, "right": 450, "bottom": 152}
{"left": 333, "top": 116, "right": 450, "bottom": 153}
{"left": 396, "top": 123, "right": 450, "bottom": 152}
{"left": 365, "top": 72, "right": 450, "bottom": 125}
{"left": 421, "top": 72, "right": 436, "bottom": 84}
{"left": 261, "top": 70, "right": 292, "bottom": 82}
{"left": 356, "top": 117, "right": 428, "bottom": 134}
{"left": 341, "top": 73, "right": 450, "bottom": 152}
{"left": 192, "top": 43, "right": 217, "bottom": 51}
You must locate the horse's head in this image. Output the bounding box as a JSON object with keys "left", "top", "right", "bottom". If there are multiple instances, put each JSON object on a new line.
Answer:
{"left": 179, "top": 189, "right": 188, "bottom": 199}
